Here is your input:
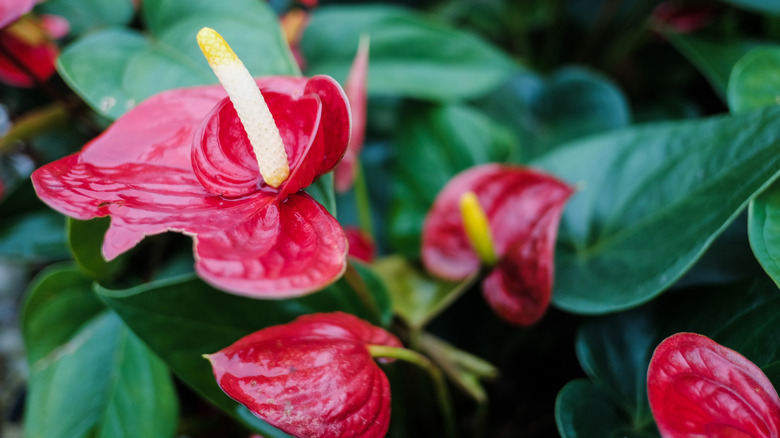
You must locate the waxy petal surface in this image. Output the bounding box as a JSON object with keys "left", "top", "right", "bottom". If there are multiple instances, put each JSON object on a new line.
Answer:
{"left": 422, "top": 164, "right": 572, "bottom": 280}
{"left": 335, "top": 39, "right": 368, "bottom": 193}
{"left": 32, "top": 75, "right": 351, "bottom": 297}
{"left": 648, "top": 333, "right": 780, "bottom": 438}
{"left": 195, "top": 193, "right": 347, "bottom": 297}
{"left": 208, "top": 312, "right": 401, "bottom": 438}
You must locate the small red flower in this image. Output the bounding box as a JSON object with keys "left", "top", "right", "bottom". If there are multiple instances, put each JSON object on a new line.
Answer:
{"left": 207, "top": 312, "right": 401, "bottom": 438}
{"left": 345, "top": 227, "right": 376, "bottom": 263}
{"left": 648, "top": 332, "right": 780, "bottom": 438}
{"left": 422, "top": 164, "right": 572, "bottom": 325}
{"left": 32, "top": 62, "right": 351, "bottom": 295}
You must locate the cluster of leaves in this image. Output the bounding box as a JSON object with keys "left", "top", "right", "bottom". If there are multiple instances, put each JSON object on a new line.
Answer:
{"left": 4, "top": 0, "right": 780, "bottom": 437}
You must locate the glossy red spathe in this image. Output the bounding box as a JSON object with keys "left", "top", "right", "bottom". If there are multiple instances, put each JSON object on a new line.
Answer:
{"left": 0, "top": 0, "right": 35, "bottom": 29}
{"left": 0, "top": 12, "right": 64, "bottom": 88}
{"left": 647, "top": 332, "right": 780, "bottom": 438}
{"left": 207, "top": 312, "right": 401, "bottom": 438}
{"left": 32, "top": 75, "right": 352, "bottom": 297}
{"left": 422, "top": 164, "right": 572, "bottom": 326}
{"left": 345, "top": 227, "right": 376, "bottom": 263}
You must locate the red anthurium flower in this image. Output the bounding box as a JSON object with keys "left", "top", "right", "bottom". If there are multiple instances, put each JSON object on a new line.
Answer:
{"left": 207, "top": 312, "right": 402, "bottom": 438}
{"left": 422, "top": 164, "right": 573, "bottom": 326}
{"left": 648, "top": 332, "right": 780, "bottom": 438}
{"left": 345, "top": 227, "right": 376, "bottom": 263}
{"left": 334, "top": 36, "right": 369, "bottom": 193}
{"left": 0, "top": 12, "right": 64, "bottom": 88}
{"left": 32, "top": 29, "right": 351, "bottom": 297}
{"left": 651, "top": 2, "right": 719, "bottom": 35}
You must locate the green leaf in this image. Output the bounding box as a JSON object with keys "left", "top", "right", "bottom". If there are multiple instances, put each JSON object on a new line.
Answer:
{"left": 556, "top": 380, "right": 657, "bottom": 438}
{"left": 302, "top": 5, "right": 518, "bottom": 100}
{"left": 58, "top": 0, "right": 297, "bottom": 120}
{"left": 0, "top": 210, "right": 69, "bottom": 262}
{"left": 67, "top": 217, "right": 125, "bottom": 280}
{"left": 557, "top": 276, "right": 780, "bottom": 436}
{"left": 22, "top": 267, "right": 178, "bottom": 438}
{"left": 719, "top": 0, "right": 780, "bottom": 15}
{"left": 306, "top": 172, "right": 337, "bottom": 217}
{"left": 728, "top": 46, "right": 780, "bottom": 113}
{"left": 38, "top": 0, "right": 134, "bottom": 35}
{"left": 373, "top": 255, "right": 468, "bottom": 330}
{"left": 95, "top": 273, "right": 389, "bottom": 429}
{"left": 532, "top": 105, "right": 780, "bottom": 314}
{"left": 389, "top": 103, "right": 514, "bottom": 256}
{"left": 749, "top": 180, "right": 780, "bottom": 289}
{"left": 664, "top": 32, "right": 763, "bottom": 99}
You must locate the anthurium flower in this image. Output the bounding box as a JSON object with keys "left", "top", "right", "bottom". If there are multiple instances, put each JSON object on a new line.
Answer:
{"left": 206, "top": 312, "right": 402, "bottom": 438}
{"left": 647, "top": 332, "right": 780, "bottom": 438}
{"left": 0, "top": 0, "right": 35, "bottom": 29}
{"left": 334, "top": 36, "right": 369, "bottom": 193}
{"left": 31, "top": 28, "right": 351, "bottom": 297}
{"left": 422, "top": 164, "right": 573, "bottom": 326}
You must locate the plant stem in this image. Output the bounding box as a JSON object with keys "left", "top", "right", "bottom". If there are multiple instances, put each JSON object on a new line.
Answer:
{"left": 0, "top": 103, "right": 69, "bottom": 153}
{"left": 353, "top": 162, "right": 374, "bottom": 237}
{"left": 368, "top": 345, "right": 457, "bottom": 438}
{"left": 343, "top": 261, "right": 382, "bottom": 323}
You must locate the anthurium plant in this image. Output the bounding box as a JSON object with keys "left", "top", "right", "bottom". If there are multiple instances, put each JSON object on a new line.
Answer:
{"left": 4, "top": 0, "right": 780, "bottom": 437}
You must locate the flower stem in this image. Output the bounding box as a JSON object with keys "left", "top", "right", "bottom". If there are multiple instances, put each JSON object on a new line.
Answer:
{"left": 368, "top": 345, "right": 457, "bottom": 438}
{"left": 353, "top": 162, "right": 374, "bottom": 237}
{"left": 343, "top": 261, "right": 382, "bottom": 323}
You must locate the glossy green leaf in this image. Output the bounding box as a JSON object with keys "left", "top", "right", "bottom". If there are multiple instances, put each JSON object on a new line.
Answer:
{"left": 556, "top": 276, "right": 780, "bottom": 436}
{"left": 389, "top": 103, "right": 514, "bottom": 257}
{"left": 67, "top": 217, "right": 125, "bottom": 280}
{"left": 22, "top": 267, "right": 178, "bottom": 438}
{"left": 719, "top": 0, "right": 780, "bottom": 15}
{"left": 38, "top": 0, "right": 134, "bottom": 35}
{"left": 302, "top": 5, "right": 518, "bottom": 100}
{"left": 728, "top": 46, "right": 780, "bottom": 113}
{"left": 750, "top": 181, "right": 780, "bottom": 289}
{"left": 95, "top": 272, "right": 390, "bottom": 431}
{"left": 532, "top": 105, "right": 780, "bottom": 314}
{"left": 58, "top": 0, "right": 297, "bottom": 119}
{"left": 0, "top": 210, "right": 68, "bottom": 261}
{"left": 664, "top": 32, "right": 763, "bottom": 98}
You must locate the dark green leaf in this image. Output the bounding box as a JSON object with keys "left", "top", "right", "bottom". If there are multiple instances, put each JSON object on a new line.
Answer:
{"left": 533, "top": 105, "right": 780, "bottom": 314}
{"left": 556, "top": 380, "right": 657, "bottom": 438}
{"left": 750, "top": 180, "right": 780, "bottom": 289}
{"left": 38, "top": 0, "right": 134, "bottom": 35}
{"left": 22, "top": 267, "right": 178, "bottom": 438}
{"left": 58, "top": 0, "right": 297, "bottom": 120}
{"left": 728, "top": 46, "right": 780, "bottom": 113}
{"left": 389, "top": 103, "right": 514, "bottom": 256}
{"left": 0, "top": 210, "right": 68, "bottom": 261}
{"left": 302, "top": 5, "right": 518, "bottom": 100}
{"left": 67, "top": 217, "right": 125, "bottom": 280}
{"left": 664, "top": 32, "right": 763, "bottom": 99}
{"left": 95, "top": 272, "right": 389, "bottom": 430}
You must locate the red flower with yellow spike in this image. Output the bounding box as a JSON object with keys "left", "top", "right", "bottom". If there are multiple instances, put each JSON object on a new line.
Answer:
{"left": 31, "top": 28, "right": 351, "bottom": 297}
{"left": 422, "top": 164, "right": 572, "bottom": 326}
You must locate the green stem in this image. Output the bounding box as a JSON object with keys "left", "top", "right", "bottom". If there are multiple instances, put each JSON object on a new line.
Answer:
{"left": 0, "top": 103, "right": 69, "bottom": 153}
{"left": 343, "top": 261, "right": 382, "bottom": 323}
{"left": 353, "top": 162, "right": 374, "bottom": 237}
{"left": 368, "top": 345, "right": 457, "bottom": 438}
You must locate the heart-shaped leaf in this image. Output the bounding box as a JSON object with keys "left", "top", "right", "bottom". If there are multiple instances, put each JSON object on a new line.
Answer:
{"left": 728, "top": 46, "right": 780, "bottom": 113}
{"left": 301, "top": 5, "right": 518, "bottom": 100}
{"left": 22, "top": 266, "right": 178, "bottom": 438}
{"left": 533, "top": 105, "right": 780, "bottom": 314}
{"left": 57, "top": 0, "right": 297, "bottom": 119}
{"left": 38, "top": 0, "right": 134, "bottom": 36}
